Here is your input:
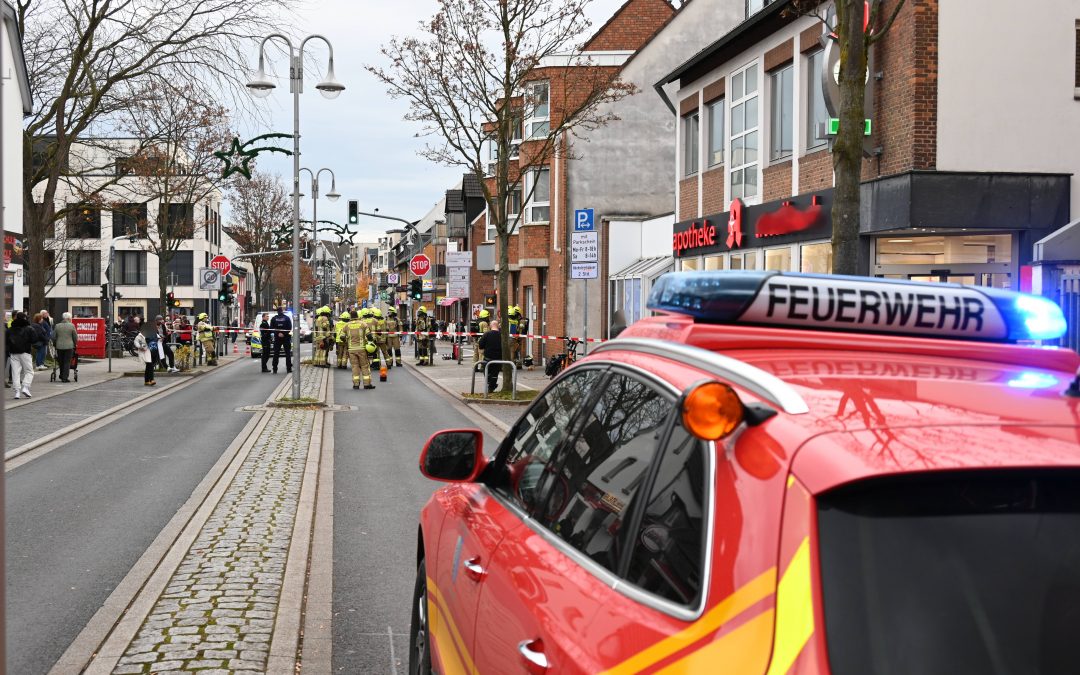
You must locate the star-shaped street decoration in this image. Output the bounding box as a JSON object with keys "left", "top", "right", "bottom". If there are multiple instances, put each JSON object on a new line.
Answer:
{"left": 215, "top": 133, "right": 294, "bottom": 180}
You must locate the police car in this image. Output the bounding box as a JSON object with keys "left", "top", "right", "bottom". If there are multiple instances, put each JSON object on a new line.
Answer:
{"left": 412, "top": 271, "right": 1077, "bottom": 675}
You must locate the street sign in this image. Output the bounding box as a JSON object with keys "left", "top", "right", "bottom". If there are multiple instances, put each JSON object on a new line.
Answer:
{"left": 571, "top": 231, "right": 599, "bottom": 263}
{"left": 209, "top": 255, "right": 231, "bottom": 276}
{"left": 422, "top": 279, "right": 434, "bottom": 291}
{"left": 448, "top": 268, "right": 469, "bottom": 283}
{"left": 387, "top": 272, "right": 400, "bottom": 285}
{"left": 446, "top": 251, "right": 472, "bottom": 267}
{"left": 199, "top": 267, "right": 222, "bottom": 290}
{"left": 571, "top": 262, "right": 598, "bottom": 279}
{"left": 447, "top": 281, "right": 469, "bottom": 298}
{"left": 574, "top": 208, "right": 595, "bottom": 231}
{"left": 410, "top": 254, "right": 431, "bottom": 276}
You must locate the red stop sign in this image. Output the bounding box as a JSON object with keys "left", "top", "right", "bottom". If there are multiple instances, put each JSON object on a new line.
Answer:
{"left": 410, "top": 254, "right": 431, "bottom": 277}
{"left": 210, "top": 255, "right": 232, "bottom": 276}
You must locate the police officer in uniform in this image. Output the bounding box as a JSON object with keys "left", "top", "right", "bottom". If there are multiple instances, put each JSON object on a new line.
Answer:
{"left": 335, "top": 311, "right": 350, "bottom": 369}
{"left": 415, "top": 306, "right": 430, "bottom": 365}
{"left": 196, "top": 312, "right": 217, "bottom": 366}
{"left": 472, "top": 309, "right": 490, "bottom": 368}
{"left": 269, "top": 306, "right": 293, "bottom": 373}
{"left": 344, "top": 309, "right": 376, "bottom": 389}
{"left": 385, "top": 307, "right": 402, "bottom": 367}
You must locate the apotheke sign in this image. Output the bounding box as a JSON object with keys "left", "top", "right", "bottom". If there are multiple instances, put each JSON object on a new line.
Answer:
{"left": 672, "top": 190, "right": 832, "bottom": 257}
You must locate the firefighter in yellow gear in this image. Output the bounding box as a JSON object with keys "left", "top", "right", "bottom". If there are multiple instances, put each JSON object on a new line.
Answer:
{"left": 344, "top": 309, "right": 375, "bottom": 389}
{"left": 507, "top": 305, "right": 523, "bottom": 367}
{"left": 335, "top": 311, "right": 350, "bottom": 369}
{"left": 415, "top": 306, "right": 431, "bottom": 365}
{"left": 371, "top": 307, "right": 391, "bottom": 372}
{"left": 312, "top": 306, "right": 332, "bottom": 367}
{"left": 385, "top": 307, "right": 403, "bottom": 367}
{"left": 196, "top": 312, "right": 217, "bottom": 365}
{"left": 472, "top": 309, "right": 490, "bottom": 367}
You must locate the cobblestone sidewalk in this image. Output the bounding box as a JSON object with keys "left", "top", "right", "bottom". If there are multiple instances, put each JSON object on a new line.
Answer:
{"left": 108, "top": 368, "right": 325, "bottom": 674}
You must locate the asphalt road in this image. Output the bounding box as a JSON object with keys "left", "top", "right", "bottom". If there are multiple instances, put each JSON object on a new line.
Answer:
{"left": 332, "top": 364, "right": 503, "bottom": 674}
{"left": 4, "top": 356, "right": 286, "bottom": 675}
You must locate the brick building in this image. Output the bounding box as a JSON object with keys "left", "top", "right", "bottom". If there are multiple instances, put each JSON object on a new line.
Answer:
{"left": 473, "top": 0, "right": 676, "bottom": 362}
{"left": 659, "top": 0, "right": 1078, "bottom": 290}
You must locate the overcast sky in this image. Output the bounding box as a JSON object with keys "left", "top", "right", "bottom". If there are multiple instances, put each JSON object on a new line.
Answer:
{"left": 242, "top": 0, "right": 627, "bottom": 245}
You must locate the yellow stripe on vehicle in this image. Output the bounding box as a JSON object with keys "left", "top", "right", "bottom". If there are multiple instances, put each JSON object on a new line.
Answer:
{"left": 656, "top": 608, "right": 776, "bottom": 674}
{"left": 598, "top": 566, "right": 777, "bottom": 675}
{"left": 765, "top": 538, "right": 814, "bottom": 675}
{"left": 427, "top": 578, "right": 478, "bottom": 675}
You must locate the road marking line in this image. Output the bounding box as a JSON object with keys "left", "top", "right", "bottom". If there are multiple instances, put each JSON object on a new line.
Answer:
{"left": 388, "top": 625, "right": 400, "bottom": 675}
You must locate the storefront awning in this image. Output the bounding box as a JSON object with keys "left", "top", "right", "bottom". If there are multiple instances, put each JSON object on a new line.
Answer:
{"left": 609, "top": 256, "right": 674, "bottom": 282}
{"left": 437, "top": 297, "right": 460, "bottom": 306}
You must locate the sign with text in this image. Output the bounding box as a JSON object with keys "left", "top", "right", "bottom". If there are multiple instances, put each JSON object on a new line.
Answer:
{"left": 571, "top": 231, "right": 599, "bottom": 263}
{"left": 74, "top": 318, "right": 107, "bottom": 358}
{"left": 448, "top": 268, "right": 470, "bottom": 283}
{"left": 571, "top": 262, "right": 598, "bottom": 279}
{"left": 447, "top": 281, "right": 469, "bottom": 298}
{"left": 410, "top": 254, "right": 431, "bottom": 276}
{"left": 574, "top": 208, "right": 595, "bottom": 231}
{"left": 387, "top": 272, "right": 400, "bottom": 285}
{"left": 209, "top": 254, "right": 232, "bottom": 276}
{"left": 446, "top": 251, "right": 473, "bottom": 267}
{"left": 199, "top": 267, "right": 222, "bottom": 290}
{"left": 422, "top": 279, "right": 434, "bottom": 291}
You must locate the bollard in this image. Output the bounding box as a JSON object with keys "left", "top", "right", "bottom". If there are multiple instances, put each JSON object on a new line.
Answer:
{"left": 470, "top": 360, "right": 518, "bottom": 400}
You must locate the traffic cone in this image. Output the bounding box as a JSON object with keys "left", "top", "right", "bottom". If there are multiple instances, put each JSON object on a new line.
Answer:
{"left": 379, "top": 364, "right": 388, "bottom": 382}
{"left": 245, "top": 342, "right": 251, "bottom": 357}
{"left": 233, "top": 341, "right": 239, "bottom": 354}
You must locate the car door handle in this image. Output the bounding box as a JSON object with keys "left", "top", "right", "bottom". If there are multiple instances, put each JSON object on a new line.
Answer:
{"left": 462, "top": 556, "right": 486, "bottom": 581}
{"left": 518, "top": 638, "right": 550, "bottom": 673}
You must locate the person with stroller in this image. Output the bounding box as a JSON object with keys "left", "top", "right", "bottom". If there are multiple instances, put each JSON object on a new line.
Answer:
{"left": 52, "top": 312, "right": 78, "bottom": 383}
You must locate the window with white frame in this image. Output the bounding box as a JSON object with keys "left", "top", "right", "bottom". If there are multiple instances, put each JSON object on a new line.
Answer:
{"left": 525, "top": 169, "right": 550, "bottom": 223}
{"left": 488, "top": 184, "right": 522, "bottom": 241}
{"left": 770, "top": 63, "right": 793, "bottom": 160}
{"left": 806, "top": 49, "right": 829, "bottom": 150}
{"left": 707, "top": 98, "right": 725, "bottom": 167}
{"left": 525, "top": 81, "right": 550, "bottom": 139}
{"left": 730, "top": 62, "right": 760, "bottom": 200}
{"left": 683, "top": 110, "right": 700, "bottom": 176}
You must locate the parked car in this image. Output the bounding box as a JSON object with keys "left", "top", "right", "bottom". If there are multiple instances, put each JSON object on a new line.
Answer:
{"left": 410, "top": 270, "right": 1076, "bottom": 674}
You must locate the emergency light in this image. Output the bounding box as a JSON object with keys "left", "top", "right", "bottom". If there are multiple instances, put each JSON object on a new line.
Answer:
{"left": 647, "top": 271, "right": 1068, "bottom": 343}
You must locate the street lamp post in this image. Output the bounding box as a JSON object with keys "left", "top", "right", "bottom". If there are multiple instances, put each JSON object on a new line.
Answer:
{"left": 300, "top": 167, "right": 339, "bottom": 312}
{"left": 247, "top": 34, "right": 344, "bottom": 399}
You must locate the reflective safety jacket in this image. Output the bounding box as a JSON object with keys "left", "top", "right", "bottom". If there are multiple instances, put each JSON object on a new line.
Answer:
{"left": 385, "top": 316, "right": 400, "bottom": 336}
{"left": 477, "top": 319, "right": 489, "bottom": 338}
{"left": 416, "top": 315, "right": 429, "bottom": 341}
{"left": 344, "top": 319, "right": 368, "bottom": 353}
{"left": 197, "top": 320, "right": 214, "bottom": 342}
{"left": 335, "top": 319, "right": 348, "bottom": 344}
{"left": 315, "top": 315, "right": 331, "bottom": 342}
{"left": 374, "top": 318, "right": 388, "bottom": 345}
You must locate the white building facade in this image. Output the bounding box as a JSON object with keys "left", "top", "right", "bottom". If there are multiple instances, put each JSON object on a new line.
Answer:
{"left": 2, "top": 0, "right": 32, "bottom": 314}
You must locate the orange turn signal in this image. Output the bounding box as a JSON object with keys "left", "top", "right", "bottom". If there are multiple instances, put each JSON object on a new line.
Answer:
{"left": 682, "top": 381, "right": 744, "bottom": 441}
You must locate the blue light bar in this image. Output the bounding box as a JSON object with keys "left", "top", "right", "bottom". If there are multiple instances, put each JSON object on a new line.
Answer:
{"left": 647, "top": 271, "right": 1068, "bottom": 343}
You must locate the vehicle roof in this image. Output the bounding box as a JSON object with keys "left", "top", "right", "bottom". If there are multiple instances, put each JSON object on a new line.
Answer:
{"left": 595, "top": 316, "right": 1080, "bottom": 491}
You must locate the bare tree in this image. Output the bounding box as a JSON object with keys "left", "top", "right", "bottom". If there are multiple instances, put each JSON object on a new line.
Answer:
{"left": 225, "top": 169, "right": 292, "bottom": 308}
{"left": 112, "top": 86, "right": 232, "bottom": 313}
{"left": 793, "top": 0, "right": 905, "bottom": 274}
{"left": 17, "top": 0, "right": 297, "bottom": 311}
{"left": 368, "top": 0, "right": 634, "bottom": 383}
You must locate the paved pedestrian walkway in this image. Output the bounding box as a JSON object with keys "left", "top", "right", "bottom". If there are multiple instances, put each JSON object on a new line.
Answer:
{"left": 405, "top": 341, "right": 553, "bottom": 430}
{"left": 81, "top": 366, "right": 327, "bottom": 675}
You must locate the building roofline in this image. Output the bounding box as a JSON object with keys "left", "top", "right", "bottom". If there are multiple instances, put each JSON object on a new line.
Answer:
{"left": 583, "top": 0, "right": 676, "bottom": 52}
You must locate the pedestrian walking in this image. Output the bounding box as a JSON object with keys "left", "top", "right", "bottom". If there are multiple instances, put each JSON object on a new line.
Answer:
{"left": 230, "top": 318, "right": 239, "bottom": 344}
{"left": 478, "top": 320, "right": 502, "bottom": 393}
{"left": 52, "top": 312, "right": 78, "bottom": 383}
{"left": 7, "top": 312, "right": 37, "bottom": 398}
{"left": 134, "top": 323, "right": 157, "bottom": 386}
{"left": 36, "top": 309, "right": 54, "bottom": 369}
{"left": 259, "top": 313, "right": 273, "bottom": 372}
{"left": 157, "top": 315, "right": 178, "bottom": 372}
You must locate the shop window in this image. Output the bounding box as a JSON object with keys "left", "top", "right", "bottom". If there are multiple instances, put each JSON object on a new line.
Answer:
{"left": 875, "top": 234, "right": 1013, "bottom": 266}
{"left": 71, "top": 305, "right": 98, "bottom": 318}
{"left": 806, "top": 49, "right": 829, "bottom": 150}
{"left": 683, "top": 111, "right": 700, "bottom": 176}
{"left": 679, "top": 258, "right": 700, "bottom": 271}
{"left": 730, "top": 63, "right": 760, "bottom": 200}
{"left": 800, "top": 242, "right": 833, "bottom": 273}
{"left": 765, "top": 247, "right": 792, "bottom": 271}
{"left": 707, "top": 98, "right": 725, "bottom": 167}
{"left": 704, "top": 255, "right": 725, "bottom": 270}
{"left": 770, "top": 63, "right": 794, "bottom": 160}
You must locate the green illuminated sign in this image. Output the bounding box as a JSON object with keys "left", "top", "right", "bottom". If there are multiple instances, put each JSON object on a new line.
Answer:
{"left": 828, "top": 118, "right": 872, "bottom": 136}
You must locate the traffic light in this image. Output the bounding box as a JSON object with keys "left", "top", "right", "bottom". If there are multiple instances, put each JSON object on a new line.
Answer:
{"left": 167, "top": 291, "right": 180, "bottom": 308}
{"left": 410, "top": 278, "right": 422, "bottom": 300}
{"left": 100, "top": 283, "right": 109, "bottom": 301}
{"left": 348, "top": 200, "right": 358, "bottom": 225}
{"left": 218, "top": 276, "right": 235, "bottom": 304}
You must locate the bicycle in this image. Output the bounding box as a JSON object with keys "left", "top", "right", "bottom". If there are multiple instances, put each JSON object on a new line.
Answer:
{"left": 109, "top": 330, "right": 139, "bottom": 356}
{"left": 544, "top": 337, "right": 580, "bottom": 379}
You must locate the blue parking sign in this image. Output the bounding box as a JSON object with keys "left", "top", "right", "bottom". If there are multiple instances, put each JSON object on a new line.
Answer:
{"left": 574, "top": 208, "right": 594, "bottom": 231}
